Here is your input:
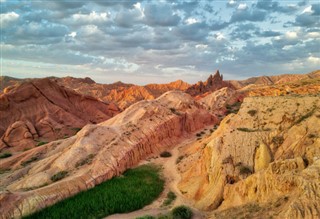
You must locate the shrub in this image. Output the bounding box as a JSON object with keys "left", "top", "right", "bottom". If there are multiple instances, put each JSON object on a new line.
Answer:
{"left": 75, "top": 154, "right": 95, "bottom": 167}
{"left": 247, "top": 110, "right": 257, "bottom": 116}
{"left": 162, "top": 191, "right": 176, "bottom": 206}
{"left": 239, "top": 165, "right": 252, "bottom": 175}
{"left": 176, "top": 155, "right": 184, "bottom": 164}
{"left": 51, "top": 171, "right": 68, "bottom": 182}
{"left": 172, "top": 205, "right": 193, "bottom": 219}
{"left": 0, "top": 152, "right": 12, "bottom": 159}
{"left": 196, "top": 133, "right": 202, "bottom": 137}
{"left": 37, "top": 141, "right": 48, "bottom": 147}
{"left": 21, "top": 157, "right": 38, "bottom": 166}
{"left": 237, "top": 127, "right": 256, "bottom": 132}
{"left": 271, "top": 136, "right": 284, "bottom": 146}
{"left": 160, "top": 151, "right": 172, "bottom": 158}
{"left": 136, "top": 216, "right": 155, "bottom": 219}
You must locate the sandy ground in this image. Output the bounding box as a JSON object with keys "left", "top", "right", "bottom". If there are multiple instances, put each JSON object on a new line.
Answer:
{"left": 105, "top": 134, "right": 207, "bottom": 219}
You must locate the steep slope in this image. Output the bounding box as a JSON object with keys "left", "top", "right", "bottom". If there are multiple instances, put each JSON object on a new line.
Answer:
{"left": 178, "top": 94, "right": 320, "bottom": 218}
{"left": 0, "top": 91, "right": 217, "bottom": 218}
{"left": 186, "top": 70, "right": 234, "bottom": 97}
{"left": 0, "top": 78, "right": 119, "bottom": 152}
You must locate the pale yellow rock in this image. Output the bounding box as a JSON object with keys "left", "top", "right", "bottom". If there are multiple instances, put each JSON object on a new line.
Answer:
{"left": 254, "top": 142, "right": 273, "bottom": 172}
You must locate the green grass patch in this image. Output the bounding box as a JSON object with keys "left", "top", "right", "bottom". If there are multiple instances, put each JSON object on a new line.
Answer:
{"left": 24, "top": 164, "right": 164, "bottom": 219}
{"left": 0, "top": 152, "right": 12, "bottom": 159}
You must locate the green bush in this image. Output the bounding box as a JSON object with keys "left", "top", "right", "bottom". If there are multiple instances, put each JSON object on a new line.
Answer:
{"left": 172, "top": 205, "right": 193, "bottom": 219}
{"left": 160, "top": 151, "right": 172, "bottom": 158}
{"left": 0, "top": 152, "right": 12, "bottom": 159}
{"left": 37, "top": 141, "right": 48, "bottom": 147}
{"left": 162, "top": 191, "right": 176, "bottom": 206}
{"left": 51, "top": 171, "right": 68, "bottom": 182}
{"left": 21, "top": 157, "right": 38, "bottom": 166}
{"left": 24, "top": 165, "right": 164, "bottom": 219}
{"left": 136, "top": 216, "right": 155, "bottom": 219}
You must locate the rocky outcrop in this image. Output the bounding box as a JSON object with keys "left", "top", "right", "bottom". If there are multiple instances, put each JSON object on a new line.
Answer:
{"left": 0, "top": 91, "right": 217, "bottom": 218}
{"left": 186, "top": 70, "right": 234, "bottom": 96}
{"left": 178, "top": 95, "right": 320, "bottom": 218}
{"left": 0, "top": 78, "right": 120, "bottom": 152}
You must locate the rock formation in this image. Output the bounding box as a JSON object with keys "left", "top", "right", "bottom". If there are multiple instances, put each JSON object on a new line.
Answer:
{"left": 0, "top": 78, "right": 120, "bottom": 152}
{"left": 178, "top": 94, "right": 320, "bottom": 218}
{"left": 56, "top": 77, "right": 190, "bottom": 110}
{"left": 186, "top": 70, "right": 234, "bottom": 96}
{"left": 0, "top": 91, "right": 217, "bottom": 218}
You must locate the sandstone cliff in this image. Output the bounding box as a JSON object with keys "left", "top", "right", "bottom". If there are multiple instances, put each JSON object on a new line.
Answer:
{"left": 0, "top": 91, "right": 217, "bottom": 218}
{"left": 0, "top": 78, "right": 120, "bottom": 152}
{"left": 178, "top": 94, "right": 320, "bottom": 218}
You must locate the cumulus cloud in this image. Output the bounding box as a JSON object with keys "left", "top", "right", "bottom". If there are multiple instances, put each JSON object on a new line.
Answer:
{"left": 0, "top": 12, "right": 19, "bottom": 28}
{"left": 1, "top": 0, "right": 319, "bottom": 83}
{"left": 144, "top": 3, "right": 181, "bottom": 26}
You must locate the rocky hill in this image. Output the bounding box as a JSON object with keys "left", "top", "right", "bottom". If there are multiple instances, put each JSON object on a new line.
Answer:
{"left": 0, "top": 78, "right": 119, "bottom": 153}
{"left": 56, "top": 77, "right": 190, "bottom": 110}
{"left": 0, "top": 91, "right": 217, "bottom": 218}
{"left": 178, "top": 94, "right": 320, "bottom": 218}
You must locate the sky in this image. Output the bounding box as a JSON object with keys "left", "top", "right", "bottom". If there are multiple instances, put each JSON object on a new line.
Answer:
{"left": 1, "top": 0, "right": 319, "bottom": 84}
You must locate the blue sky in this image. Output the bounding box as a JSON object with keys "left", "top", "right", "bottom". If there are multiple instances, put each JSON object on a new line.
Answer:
{"left": 1, "top": 0, "right": 319, "bottom": 84}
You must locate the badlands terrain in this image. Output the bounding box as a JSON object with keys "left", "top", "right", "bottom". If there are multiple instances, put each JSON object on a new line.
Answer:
{"left": 0, "top": 70, "right": 320, "bottom": 219}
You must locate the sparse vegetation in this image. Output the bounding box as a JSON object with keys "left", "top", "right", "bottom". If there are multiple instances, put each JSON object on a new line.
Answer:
{"left": 36, "top": 141, "right": 48, "bottom": 147}
{"left": 247, "top": 109, "right": 257, "bottom": 116}
{"left": 0, "top": 152, "right": 12, "bottom": 159}
{"left": 25, "top": 165, "right": 164, "bottom": 219}
{"left": 172, "top": 205, "right": 193, "bottom": 219}
{"left": 71, "top": 127, "right": 82, "bottom": 133}
{"left": 271, "top": 136, "right": 284, "bottom": 146}
{"left": 294, "top": 108, "right": 315, "bottom": 125}
{"left": 160, "top": 151, "right": 172, "bottom": 158}
{"left": 239, "top": 165, "right": 252, "bottom": 175}
{"left": 162, "top": 191, "right": 176, "bottom": 206}
{"left": 75, "top": 154, "right": 95, "bottom": 167}
{"left": 51, "top": 171, "right": 68, "bottom": 182}
{"left": 21, "top": 157, "right": 38, "bottom": 166}
{"left": 176, "top": 155, "right": 184, "bottom": 164}
{"left": 237, "top": 127, "right": 256, "bottom": 132}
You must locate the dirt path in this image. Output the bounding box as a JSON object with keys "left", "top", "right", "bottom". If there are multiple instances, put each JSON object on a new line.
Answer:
{"left": 105, "top": 135, "right": 206, "bottom": 219}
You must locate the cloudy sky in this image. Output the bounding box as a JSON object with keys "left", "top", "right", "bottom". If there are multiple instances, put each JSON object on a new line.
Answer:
{"left": 1, "top": 0, "right": 319, "bottom": 84}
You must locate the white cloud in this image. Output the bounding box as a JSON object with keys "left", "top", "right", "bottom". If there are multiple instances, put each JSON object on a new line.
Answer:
{"left": 238, "top": 3, "right": 247, "bottom": 10}
{"left": 307, "top": 32, "right": 320, "bottom": 38}
{"left": 0, "top": 12, "right": 19, "bottom": 28}
{"left": 195, "top": 44, "right": 208, "bottom": 49}
{"left": 68, "top": 32, "right": 77, "bottom": 38}
{"left": 308, "top": 56, "right": 320, "bottom": 64}
{"left": 215, "top": 32, "right": 225, "bottom": 40}
{"left": 72, "top": 11, "right": 108, "bottom": 24}
{"left": 229, "top": 0, "right": 236, "bottom": 5}
{"left": 302, "top": 5, "right": 313, "bottom": 14}
{"left": 285, "top": 31, "right": 298, "bottom": 39}
{"left": 185, "top": 18, "right": 199, "bottom": 25}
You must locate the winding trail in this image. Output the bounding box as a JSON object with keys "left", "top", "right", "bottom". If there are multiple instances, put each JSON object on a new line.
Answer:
{"left": 105, "top": 135, "right": 206, "bottom": 219}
